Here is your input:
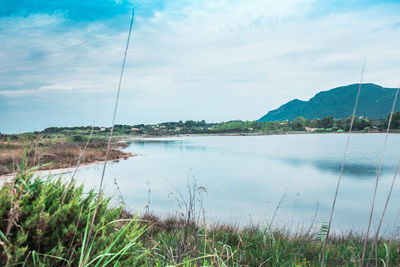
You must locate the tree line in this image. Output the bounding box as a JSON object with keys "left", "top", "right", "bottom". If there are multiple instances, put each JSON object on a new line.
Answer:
{"left": 2, "top": 112, "right": 400, "bottom": 139}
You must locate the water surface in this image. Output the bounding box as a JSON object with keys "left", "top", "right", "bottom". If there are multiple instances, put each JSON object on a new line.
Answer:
{"left": 64, "top": 133, "right": 400, "bottom": 232}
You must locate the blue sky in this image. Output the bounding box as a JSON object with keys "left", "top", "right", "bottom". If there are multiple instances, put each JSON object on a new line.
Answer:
{"left": 1, "top": 0, "right": 400, "bottom": 133}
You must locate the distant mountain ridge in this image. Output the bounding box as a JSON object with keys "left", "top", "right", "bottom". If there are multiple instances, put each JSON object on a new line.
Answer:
{"left": 259, "top": 83, "right": 400, "bottom": 122}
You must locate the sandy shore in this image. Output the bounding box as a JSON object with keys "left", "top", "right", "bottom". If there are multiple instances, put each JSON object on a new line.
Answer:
{"left": 0, "top": 152, "right": 135, "bottom": 184}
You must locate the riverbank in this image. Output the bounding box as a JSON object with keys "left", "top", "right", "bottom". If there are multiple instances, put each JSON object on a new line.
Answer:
{"left": 123, "top": 128, "right": 399, "bottom": 139}
{"left": 0, "top": 137, "right": 134, "bottom": 176}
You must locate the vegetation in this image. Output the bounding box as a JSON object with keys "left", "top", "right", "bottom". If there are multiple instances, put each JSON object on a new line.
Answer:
{"left": 259, "top": 83, "right": 400, "bottom": 122}
{"left": 0, "top": 163, "right": 399, "bottom": 266}
{"left": 0, "top": 115, "right": 385, "bottom": 140}
{"left": 0, "top": 134, "right": 132, "bottom": 175}
{"left": 0, "top": 161, "right": 147, "bottom": 266}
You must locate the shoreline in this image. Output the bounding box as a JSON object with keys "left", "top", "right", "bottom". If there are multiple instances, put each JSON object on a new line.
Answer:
{"left": 121, "top": 129, "right": 394, "bottom": 139}
{"left": 1, "top": 130, "right": 395, "bottom": 180}
{"left": 0, "top": 153, "right": 135, "bottom": 182}
{"left": 0, "top": 140, "right": 136, "bottom": 180}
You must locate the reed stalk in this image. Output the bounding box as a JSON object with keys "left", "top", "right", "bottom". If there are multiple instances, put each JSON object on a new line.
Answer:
{"left": 321, "top": 56, "right": 366, "bottom": 267}
{"left": 362, "top": 86, "right": 399, "bottom": 266}
{"left": 81, "top": 8, "right": 135, "bottom": 263}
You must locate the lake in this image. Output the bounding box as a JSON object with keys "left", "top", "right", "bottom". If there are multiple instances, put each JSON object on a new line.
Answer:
{"left": 62, "top": 133, "right": 400, "bottom": 233}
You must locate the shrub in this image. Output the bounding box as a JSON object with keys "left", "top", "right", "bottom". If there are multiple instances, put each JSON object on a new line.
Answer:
{"left": 8, "top": 135, "right": 19, "bottom": 141}
{"left": 0, "top": 170, "right": 147, "bottom": 266}
{"left": 70, "top": 135, "right": 88, "bottom": 143}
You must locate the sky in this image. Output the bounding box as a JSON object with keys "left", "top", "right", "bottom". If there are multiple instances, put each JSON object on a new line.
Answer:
{"left": 1, "top": 0, "right": 400, "bottom": 133}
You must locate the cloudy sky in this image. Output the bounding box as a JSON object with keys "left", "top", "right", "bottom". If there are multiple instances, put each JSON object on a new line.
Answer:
{"left": 1, "top": 0, "right": 400, "bottom": 133}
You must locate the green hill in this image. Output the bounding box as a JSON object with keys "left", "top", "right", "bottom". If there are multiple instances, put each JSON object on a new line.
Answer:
{"left": 259, "top": 83, "right": 399, "bottom": 122}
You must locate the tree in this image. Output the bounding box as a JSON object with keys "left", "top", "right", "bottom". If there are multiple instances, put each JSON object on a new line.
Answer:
{"left": 320, "top": 116, "right": 334, "bottom": 128}
{"left": 344, "top": 116, "right": 370, "bottom": 131}
{"left": 184, "top": 120, "right": 196, "bottom": 127}
{"left": 385, "top": 111, "right": 400, "bottom": 129}
{"left": 291, "top": 117, "right": 306, "bottom": 130}
{"left": 334, "top": 118, "right": 345, "bottom": 129}
{"left": 309, "top": 119, "right": 321, "bottom": 128}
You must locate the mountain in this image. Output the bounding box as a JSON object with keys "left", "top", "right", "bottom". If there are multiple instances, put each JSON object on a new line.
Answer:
{"left": 259, "top": 83, "right": 400, "bottom": 122}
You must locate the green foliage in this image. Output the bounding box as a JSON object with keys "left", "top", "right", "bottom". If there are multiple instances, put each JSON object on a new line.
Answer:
{"left": 260, "top": 83, "right": 400, "bottom": 122}
{"left": 345, "top": 115, "right": 371, "bottom": 131}
{"left": 140, "top": 217, "right": 400, "bottom": 266}
{"left": 0, "top": 170, "right": 147, "bottom": 266}
{"left": 385, "top": 111, "right": 400, "bottom": 129}
{"left": 21, "top": 132, "right": 37, "bottom": 141}
{"left": 292, "top": 117, "right": 306, "bottom": 130}
{"left": 214, "top": 120, "right": 258, "bottom": 132}
{"left": 8, "top": 135, "right": 19, "bottom": 141}
{"left": 319, "top": 116, "right": 334, "bottom": 129}
{"left": 70, "top": 135, "right": 89, "bottom": 143}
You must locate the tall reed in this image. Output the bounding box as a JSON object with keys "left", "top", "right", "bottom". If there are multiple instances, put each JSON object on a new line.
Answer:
{"left": 82, "top": 8, "right": 135, "bottom": 261}
{"left": 361, "top": 86, "right": 399, "bottom": 266}
{"left": 321, "top": 57, "right": 366, "bottom": 266}
{"left": 364, "top": 87, "right": 400, "bottom": 267}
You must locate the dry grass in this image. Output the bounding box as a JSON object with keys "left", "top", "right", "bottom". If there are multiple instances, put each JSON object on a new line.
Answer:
{"left": 0, "top": 139, "right": 133, "bottom": 175}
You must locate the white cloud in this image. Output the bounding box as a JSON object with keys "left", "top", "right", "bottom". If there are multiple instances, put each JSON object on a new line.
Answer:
{"left": 1, "top": 0, "right": 400, "bottom": 132}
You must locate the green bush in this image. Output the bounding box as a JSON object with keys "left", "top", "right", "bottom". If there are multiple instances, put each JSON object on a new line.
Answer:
{"left": 21, "top": 132, "right": 37, "bottom": 141}
{"left": 8, "top": 135, "right": 19, "bottom": 141}
{"left": 0, "top": 171, "right": 147, "bottom": 266}
{"left": 70, "top": 135, "right": 88, "bottom": 143}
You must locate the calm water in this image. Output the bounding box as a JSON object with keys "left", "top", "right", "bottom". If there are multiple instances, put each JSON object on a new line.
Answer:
{"left": 59, "top": 133, "right": 400, "bottom": 232}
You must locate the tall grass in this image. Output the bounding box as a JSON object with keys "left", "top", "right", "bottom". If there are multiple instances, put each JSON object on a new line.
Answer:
{"left": 84, "top": 7, "right": 135, "bottom": 261}
{"left": 322, "top": 57, "right": 366, "bottom": 267}
{"left": 362, "top": 86, "right": 400, "bottom": 266}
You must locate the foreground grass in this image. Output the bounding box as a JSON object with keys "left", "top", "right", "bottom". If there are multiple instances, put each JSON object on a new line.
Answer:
{"left": 140, "top": 214, "right": 400, "bottom": 266}
{"left": 0, "top": 170, "right": 399, "bottom": 266}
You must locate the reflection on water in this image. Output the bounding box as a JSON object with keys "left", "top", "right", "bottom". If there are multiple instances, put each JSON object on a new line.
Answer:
{"left": 280, "top": 157, "right": 392, "bottom": 178}
{"left": 69, "top": 134, "right": 400, "bottom": 232}
{"left": 133, "top": 139, "right": 208, "bottom": 152}
{"left": 133, "top": 139, "right": 185, "bottom": 144}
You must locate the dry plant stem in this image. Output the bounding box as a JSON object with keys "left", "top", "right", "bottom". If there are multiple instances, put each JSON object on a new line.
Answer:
{"left": 65, "top": 206, "right": 84, "bottom": 266}
{"left": 289, "top": 193, "right": 300, "bottom": 234}
{"left": 293, "top": 202, "right": 319, "bottom": 263}
{"left": 0, "top": 240, "right": 10, "bottom": 267}
{"left": 61, "top": 124, "right": 94, "bottom": 204}
{"left": 114, "top": 178, "right": 127, "bottom": 207}
{"left": 12, "top": 151, "right": 16, "bottom": 173}
{"left": 6, "top": 157, "right": 24, "bottom": 238}
{"left": 70, "top": 124, "right": 94, "bottom": 181}
{"left": 362, "top": 86, "right": 399, "bottom": 267}
{"left": 5, "top": 178, "right": 16, "bottom": 237}
{"left": 81, "top": 8, "right": 135, "bottom": 263}
{"left": 22, "top": 251, "right": 31, "bottom": 267}
{"left": 269, "top": 188, "right": 287, "bottom": 231}
{"left": 321, "top": 57, "right": 366, "bottom": 267}
{"left": 386, "top": 208, "right": 400, "bottom": 267}
{"left": 366, "top": 129, "right": 400, "bottom": 265}
{"left": 33, "top": 141, "right": 38, "bottom": 166}
{"left": 145, "top": 180, "right": 151, "bottom": 214}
